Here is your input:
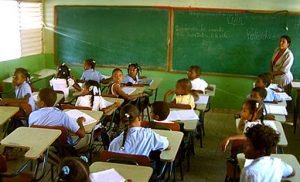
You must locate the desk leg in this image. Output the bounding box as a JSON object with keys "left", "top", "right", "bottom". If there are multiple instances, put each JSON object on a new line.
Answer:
{"left": 154, "top": 88, "right": 158, "bottom": 102}
{"left": 293, "top": 90, "right": 299, "bottom": 134}
{"left": 33, "top": 148, "right": 49, "bottom": 181}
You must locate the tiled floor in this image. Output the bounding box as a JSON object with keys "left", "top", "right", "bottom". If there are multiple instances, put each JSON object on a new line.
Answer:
{"left": 2, "top": 110, "right": 300, "bottom": 182}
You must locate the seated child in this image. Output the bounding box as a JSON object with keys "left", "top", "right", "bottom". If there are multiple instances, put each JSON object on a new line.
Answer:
{"left": 28, "top": 88, "right": 85, "bottom": 144}
{"left": 0, "top": 68, "right": 36, "bottom": 111}
{"left": 109, "top": 104, "right": 169, "bottom": 156}
{"left": 151, "top": 101, "right": 171, "bottom": 123}
{"left": 50, "top": 63, "right": 82, "bottom": 100}
{"left": 57, "top": 156, "right": 90, "bottom": 182}
{"left": 241, "top": 124, "right": 295, "bottom": 181}
{"left": 255, "top": 73, "right": 281, "bottom": 103}
{"left": 164, "top": 78, "right": 195, "bottom": 109}
{"left": 75, "top": 80, "right": 120, "bottom": 114}
{"left": 187, "top": 65, "right": 208, "bottom": 94}
{"left": 110, "top": 68, "right": 143, "bottom": 101}
{"left": 123, "top": 63, "right": 145, "bottom": 85}
{"left": 78, "top": 58, "right": 112, "bottom": 84}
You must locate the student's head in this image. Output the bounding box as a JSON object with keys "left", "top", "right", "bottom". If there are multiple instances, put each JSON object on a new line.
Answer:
{"left": 175, "top": 78, "right": 192, "bottom": 95}
{"left": 13, "top": 68, "right": 30, "bottom": 86}
{"left": 83, "top": 58, "right": 96, "bottom": 70}
{"left": 127, "top": 63, "right": 141, "bottom": 78}
{"left": 240, "top": 99, "right": 264, "bottom": 122}
{"left": 243, "top": 124, "right": 279, "bottom": 159}
{"left": 37, "top": 88, "right": 57, "bottom": 108}
{"left": 112, "top": 68, "right": 123, "bottom": 84}
{"left": 187, "top": 65, "right": 201, "bottom": 80}
{"left": 119, "top": 104, "right": 140, "bottom": 151}
{"left": 279, "top": 35, "right": 291, "bottom": 50}
{"left": 57, "top": 157, "right": 90, "bottom": 182}
{"left": 57, "top": 63, "right": 71, "bottom": 79}
{"left": 255, "top": 73, "right": 271, "bottom": 88}
{"left": 250, "top": 87, "right": 267, "bottom": 102}
{"left": 150, "top": 101, "right": 170, "bottom": 121}
{"left": 83, "top": 80, "right": 100, "bottom": 96}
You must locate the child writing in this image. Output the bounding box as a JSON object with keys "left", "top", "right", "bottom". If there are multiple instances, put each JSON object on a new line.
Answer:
{"left": 109, "top": 104, "right": 170, "bottom": 156}
{"left": 255, "top": 73, "right": 281, "bottom": 103}
{"left": 78, "top": 58, "right": 112, "bottom": 84}
{"left": 0, "top": 68, "right": 36, "bottom": 111}
{"left": 57, "top": 156, "right": 90, "bottom": 182}
{"left": 241, "top": 124, "right": 295, "bottom": 181}
{"left": 28, "top": 88, "right": 86, "bottom": 145}
{"left": 50, "top": 63, "right": 82, "bottom": 100}
{"left": 187, "top": 65, "right": 208, "bottom": 94}
{"left": 164, "top": 78, "right": 196, "bottom": 109}
{"left": 75, "top": 80, "right": 120, "bottom": 114}
{"left": 150, "top": 101, "right": 171, "bottom": 123}
{"left": 110, "top": 68, "right": 143, "bottom": 101}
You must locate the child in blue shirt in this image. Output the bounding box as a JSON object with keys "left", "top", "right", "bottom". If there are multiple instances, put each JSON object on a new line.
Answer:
{"left": 123, "top": 63, "right": 147, "bottom": 85}
{"left": 255, "top": 73, "right": 281, "bottom": 103}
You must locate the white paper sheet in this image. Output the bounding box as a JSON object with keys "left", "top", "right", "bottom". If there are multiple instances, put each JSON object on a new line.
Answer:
{"left": 264, "top": 105, "right": 288, "bottom": 115}
{"left": 122, "top": 87, "right": 136, "bottom": 95}
{"left": 195, "top": 95, "right": 209, "bottom": 104}
{"left": 103, "top": 99, "right": 114, "bottom": 107}
{"left": 90, "top": 168, "right": 125, "bottom": 182}
{"left": 167, "top": 110, "right": 199, "bottom": 121}
{"left": 65, "top": 109, "right": 97, "bottom": 126}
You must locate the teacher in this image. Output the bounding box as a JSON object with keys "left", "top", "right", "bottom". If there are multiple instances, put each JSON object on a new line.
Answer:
{"left": 270, "top": 35, "right": 294, "bottom": 94}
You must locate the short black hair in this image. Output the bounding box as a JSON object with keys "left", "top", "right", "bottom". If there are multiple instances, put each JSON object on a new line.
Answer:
{"left": 245, "top": 124, "right": 279, "bottom": 155}
{"left": 280, "top": 35, "right": 291, "bottom": 45}
{"left": 151, "top": 101, "right": 170, "bottom": 121}
{"left": 38, "top": 88, "right": 57, "bottom": 107}
{"left": 252, "top": 87, "right": 267, "bottom": 99}
{"left": 189, "top": 65, "right": 201, "bottom": 75}
{"left": 84, "top": 58, "right": 96, "bottom": 69}
{"left": 258, "top": 73, "right": 271, "bottom": 87}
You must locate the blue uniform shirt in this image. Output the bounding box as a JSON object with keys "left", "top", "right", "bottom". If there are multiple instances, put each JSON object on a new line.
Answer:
{"left": 80, "top": 69, "right": 105, "bottom": 82}
{"left": 265, "top": 87, "right": 281, "bottom": 102}
{"left": 123, "top": 74, "right": 139, "bottom": 84}
{"left": 15, "top": 82, "right": 36, "bottom": 111}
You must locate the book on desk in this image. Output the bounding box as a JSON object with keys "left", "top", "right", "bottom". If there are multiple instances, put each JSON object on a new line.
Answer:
{"left": 137, "top": 79, "right": 153, "bottom": 86}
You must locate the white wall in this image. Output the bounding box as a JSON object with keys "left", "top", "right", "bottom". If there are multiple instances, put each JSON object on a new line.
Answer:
{"left": 43, "top": 0, "right": 300, "bottom": 53}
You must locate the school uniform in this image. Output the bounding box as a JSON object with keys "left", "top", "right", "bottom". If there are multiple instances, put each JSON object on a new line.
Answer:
{"left": 265, "top": 87, "right": 281, "bottom": 102}
{"left": 28, "top": 107, "right": 80, "bottom": 144}
{"left": 190, "top": 77, "right": 208, "bottom": 93}
{"left": 123, "top": 74, "right": 139, "bottom": 84}
{"left": 240, "top": 156, "right": 293, "bottom": 182}
{"left": 15, "top": 82, "right": 36, "bottom": 111}
{"left": 80, "top": 69, "right": 105, "bottom": 82}
{"left": 108, "top": 127, "right": 169, "bottom": 156}
{"left": 175, "top": 94, "right": 195, "bottom": 109}
{"left": 49, "top": 77, "right": 75, "bottom": 99}
{"left": 75, "top": 95, "right": 108, "bottom": 111}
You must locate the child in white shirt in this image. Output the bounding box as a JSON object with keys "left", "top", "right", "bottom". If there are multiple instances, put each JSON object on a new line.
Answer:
{"left": 187, "top": 65, "right": 208, "bottom": 94}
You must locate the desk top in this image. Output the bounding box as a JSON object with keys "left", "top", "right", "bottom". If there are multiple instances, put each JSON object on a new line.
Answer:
{"left": 204, "top": 84, "right": 216, "bottom": 97}
{"left": 0, "top": 106, "right": 19, "bottom": 126}
{"left": 170, "top": 109, "right": 198, "bottom": 131}
{"left": 237, "top": 153, "right": 300, "bottom": 182}
{"left": 153, "top": 129, "right": 183, "bottom": 162}
{"left": 0, "top": 127, "right": 61, "bottom": 159}
{"left": 34, "top": 69, "right": 56, "bottom": 79}
{"left": 147, "top": 78, "right": 162, "bottom": 90}
{"left": 265, "top": 100, "right": 287, "bottom": 107}
{"left": 292, "top": 81, "right": 300, "bottom": 89}
{"left": 102, "top": 97, "right": 124, "bottom": 115}
{"left": 63, "top": 109, "right": 103, "bottom": 133}
{"left": 90, "top": 161, "right": 153, "bottom": 182}
{"left": 195, "top": 95, "right": 209, "bottom": 111}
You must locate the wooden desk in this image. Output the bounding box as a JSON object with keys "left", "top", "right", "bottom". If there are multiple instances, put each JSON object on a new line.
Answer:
{"left": 0, "top": 106, "right": 19, "bottom": 126}
{"left": 90, "top": 162, "right": 153, "bottom": 182}
{"left": 102, "top": 97, "right": 124, "bottom": 115}
{"left": 292, "top": 81, "right": 300, "bottom": 133}
{"left": 0, "top": 127, "right": 61, "bottom": 159}
{"left": 33, "top": 69, "right": 56, "bottom": 79}
{"left": 237, "top": 153, "right": 300, "bottom": 182}
{"left": 63, "top": 109, "right": 103, "bottom": 133}
{"left": 146, "top": 78, "right": 162, "bottom": 101}
{"left": 152, "top": 129, "right": 183, "bottom": 162}
{"left": 169, "top": 109, "right": 198, "bottom": 131}
{"left": 195, "top": 95, "right": 209, "bottom": 111}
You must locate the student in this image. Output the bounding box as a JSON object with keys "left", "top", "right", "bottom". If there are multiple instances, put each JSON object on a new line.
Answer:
{"left": 250, "top": 87, "right": 267, "bottom": 102}
{"left": 50, "top": 63, "right": 82, "bottom": 100}
{"left": 123, "top": 63, "right": 144, "bottom": 85}
{"left": 255, "top": 73, "right": 281, "bottom": 103}
{"left": 240, "top": 124, "right": 295, "bottom": 182}
{"left": 187, "top": 65, "right": 208, "bottom": 94}
{"left": 150, "top": 101, "right": 171, "bottom": 123}
{"left": 75, "top": 80, "right": 120, "bottom": 114}
{"left": 0, "top": 68, "right": 36, "bottom": 111}
{"left": 28, "top": 88, "right": 85, "bottom": 144}
{"left": 164, "top": 78, "right": 195, "bottom": 109}
{"left": 57, "top": 156, "right": 90, "bottom": 182}
{"left": 78, "top": 58, "right": 112, "bottom": 84}
{"left": 109, "top": 104, "right": 169, "bottom": 156}
{"left": 110, "top": 68, "right": 143, "bottom": 101}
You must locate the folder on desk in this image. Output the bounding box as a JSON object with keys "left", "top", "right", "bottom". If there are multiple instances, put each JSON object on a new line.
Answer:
{"left": 90, "top": 168, "right": 125, "bottom": 182}
{"left": 65, "top": 109, "right": 97, "bottom": 126}
{"left": 137, "top": 79, "right": 153, "bottom": 86}
{"left": 167, "top": 110, "right": 199, "bottom": 121}
{"left": 264, "top": 105, "right": 288, "bottom": 115}
{"left": 122, "top": 87, "right": 136, "bottom": 95}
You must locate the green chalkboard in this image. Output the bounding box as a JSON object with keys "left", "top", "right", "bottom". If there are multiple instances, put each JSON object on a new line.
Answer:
{"left": 55, "top": 6, "right": 169, "bottom": 69}
{"left": 172, "top": 10, "right": 300, "bottom": 78}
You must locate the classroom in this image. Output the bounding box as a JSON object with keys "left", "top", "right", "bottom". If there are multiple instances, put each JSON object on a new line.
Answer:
{"left": 1, "top": 0, "right": 300, "bottom": 181}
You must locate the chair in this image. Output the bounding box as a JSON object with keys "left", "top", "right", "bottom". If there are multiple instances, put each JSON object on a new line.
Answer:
{"left": 0, "top": 154, "right": 33, "bottom": 182}
{"left": 100, "top": 150, "right": 151, "bottom": 166}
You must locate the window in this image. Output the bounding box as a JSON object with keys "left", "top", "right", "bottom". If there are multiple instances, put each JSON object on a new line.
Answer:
{"left": 0, "top": 1, "right": 42, "bottom": 62}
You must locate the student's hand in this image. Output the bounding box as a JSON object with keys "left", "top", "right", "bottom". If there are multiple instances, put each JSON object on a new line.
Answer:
{"left": 77, "top": 117, "right": 86, "bottom": 125}
{"left": 221, "top": 137, "right": 231, "bottom": 152}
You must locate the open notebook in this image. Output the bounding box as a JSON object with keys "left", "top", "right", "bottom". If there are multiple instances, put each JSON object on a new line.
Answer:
{"left": 122, "top": 87, "right": 136, "bottom": 95}
{"left": 90, "top": 168, "right": 125, "bottom": 182}
{"left": 167, "top": 110, "right": 199, "bottom": 121}
{"left": 65, "top": 109, "right": 97, "bottom": 126}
